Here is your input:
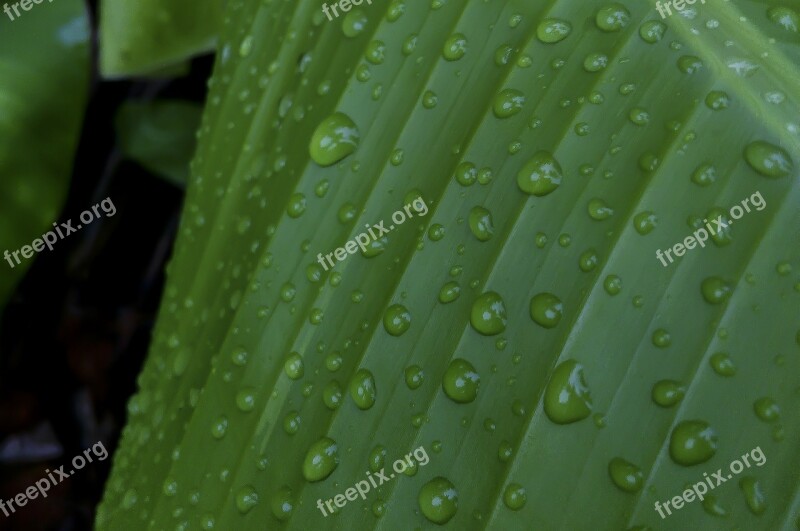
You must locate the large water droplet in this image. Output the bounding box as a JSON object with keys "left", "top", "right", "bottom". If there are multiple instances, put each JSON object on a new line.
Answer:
{"left": 739, "top": 477, "right": 767, "bottom": 514}
{"left": 303, "top": 437, "right": 339, "bottom": 482}
{"left": 235, "top": 485, "right": 259, "bottom": 514}
{"left": 442, "top": 33, "right": 467, "bottom": 61}
{"left": 383, "top": 304, "right": 412, "bottom": 336}
{"left": 596, "top": 4, "right": 630, "bottom": 32}
{"left": 418, "top": 477, "right": 458, "bottom": 524}
{"left": 503, "top": 483, "right": 527, "bottom": 510}
{"left": 537, "top": 18, "right": 571, "bottom": 43}
{"left": 350, "top": 369, "right": 377, "bottom": 409}
{"left": 442, "top": 359, "right": 480, "bottom": 403}
{"left": 744, "top": 140, "right": 793, "bottom": 177}
{"left": 270, "top": 486, "right": 294, "bottom": 521}
{"left": 309, "top": 112, "right": 360, "bottom": 167}
{"left": 608, "top": 457, "right": 644, "bottom": 492}
{"left": 669, "top": 420, "right": 718, "bottom": 466}
{"left": 544, "top": 360, "right": 592, "bottom": 424}
{"left": 517, "top": 152, "right": 563, "bottom": 196}
{"left": 652, "top": 380, "right": 685, "bottom": 407}
{"left": 469, "top": 206, "right": 494, "bottom": 241}
{"left": 470, "top": 291, "right": 507, "bottom": 335}
{"left": 493, "top": 89, "right": 526, "bottom": 118}
{"left": 529, "top": 292, "right": 563, "bottom": 328}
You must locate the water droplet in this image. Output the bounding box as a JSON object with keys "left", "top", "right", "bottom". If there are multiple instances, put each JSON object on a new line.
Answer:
{"left": 469, "top": 206, "right": 494, "bottom": 241}
{"left": 629, "top": 108, "right": 650, "bottom": 126}
{"left": 442, "top": 33, "right": 467, "bottom": 61}
{"left": 701, "top": 494, "right": 728, "bottom": 517}
{"left": 385, "top": 0, "right": 405, "bottom": 21}
{"left": 596, "top": 4, "right": 630, "bottom": 32}
{"left": 517, "top": 152, "right": 563, "bottom": 196}
{"left": 633, "top": 211, "right": 658, "bottom": 234}
{"left": 211, "top": 416, "right": 228, "bottom": 439}
{"left": 639, "top": 20, "right": 666, "bottom": 43}
{"left": 579, "top": 249, "right": 599, "bottom": 272}
{"left": 652, "top": 380, "right": 686, "bottom": 407}
{"left": 422, "top": 90, "right": 438, "bottom": 109}
{"left": 162, "top": 477, "right": 178, "bottom": 496}
{"left": 405, "top": 365, "right": 424, "bottom": 389}
{"left": 365, "top": 40, "right": 386, "bottom": 64}
{"left": 303, "top": 437, "right": 339, "bottom": 482}
{"left": 470, "top": 291, "right": 507, "bottom": 335}
{"left": 503, "top": 483, "right": 527, "bottom": 510}
{"left": 588, "top": 198, "right": 614, "bottom": 220}
{"left": 322, "top": 381, "right": 343, "bottom": 410}
{"left": 677, "top": 55, "right": 703, "bottom": 74}
{"left": 283, "top": 411, "right": 301, "bottom": 434}
{"left": 235, "top": 485, "right": 259, "bottom": 514}
{"left": 768, "top": 6, "right": 799, "bottom": 33}
{"left": 493, "top": 89, "right": 526, "bottom": 118}
{"left": 442, "top": 359, "right": 480, "bottom": 403}
{"left": 383, "top": 304, "right": 412, "bottom": 336}
{"left": 418, "top": 477, "right": 458, "bottom": 524}
{"left": 342, "top": 9, "right": 368, "bottom": 37}
{"left": 701, "top": 277, "right": 732, "bottom": 304}
{"left": 270, "top": 486, "right": 294, "bottom": 521}
{"left": 744, "top": 140, "right": 793, "bottom": 177}
{"left": 652, "top": 328, "right": 671, "bottom": 348}
{"left": 754, "top": 397, "right": 780, "bottom": 422}
{"left": 710, "top": 352, "right": 737, "bottom": 376}
{"left": 350, "top": 369, "right": 377, "bottom": 409}
{"left": 604, "top": 275, "right": 622, "bottom": 296}
{"left": 529, "top": 292, "right": 563, "bottom": 328}
{"left": 608, "top": 457, "right": 644, "bottom": 492}
{"left": 537, "top": 18, "right": 571, "bottom": 43}
{"left": 692, "top": 163, "right": 717, "bottom": 186}
{"left": 438, "top": 281, "right": 461, "bottom": 303}
{"left": 544, "top": 360, "right": 592, "bottom": 424}
{"left": 669, "top": 420, "right": 718, "bottom": 466}
{"left": 583, "top": 53, "right": 609, "bottom": 72}
{"left": 309, "top": 112, "right": 360, "bottom": 167}
{"left": 239, "top": 35, "right": 253, "bottom": 57}
{"left": 705, "top": 91, "right": 730, "bottom": 110}
{"left": 284, "top": 353, "right": 304, "bottom": 379}
{"left": 235, "top": 388, "right": 256, "bottom": 412}
{"left": 739, "top": 477, "right": 767, "bottom": 514}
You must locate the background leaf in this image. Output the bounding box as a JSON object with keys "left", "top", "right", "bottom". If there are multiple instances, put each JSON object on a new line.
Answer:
{"left": 99, "top": 0, "right": 224, "bottom": 78}
{"left": 115, "top": 100, "right": 204, "bottom": 188}
{"left": 0, "top": 0, "right": 91, "bottom": 312}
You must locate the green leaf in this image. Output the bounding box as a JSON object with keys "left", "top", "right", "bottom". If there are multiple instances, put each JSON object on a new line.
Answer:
{"left": 0, "top": 0, "right": 91, "bottom": 309}
{"left": 98, "top": 1, "right": 800, "bottom": 530}
{"left": 99, "top": 0, "right": 224, "bottom": 78}
{"left": 115, "top": 100, "right": 204, "bottom": 188}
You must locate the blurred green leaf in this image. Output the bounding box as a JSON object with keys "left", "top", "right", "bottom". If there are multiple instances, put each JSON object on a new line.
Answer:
{"left": 116, "top": 100, "right": 203, "bottom": 188}
{"left": 99, "top": 0, "right": 224, "bottom": 78}
{"left": 0, "top": 0, "right": 91, "bottom": 309}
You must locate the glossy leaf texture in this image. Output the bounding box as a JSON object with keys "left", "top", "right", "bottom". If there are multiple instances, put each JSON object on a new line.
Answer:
{"left": 98, "top": 0, "right": 800, "bottom": 529}
{"left": 0, "top": 0, "right": 90, "bottom": 311}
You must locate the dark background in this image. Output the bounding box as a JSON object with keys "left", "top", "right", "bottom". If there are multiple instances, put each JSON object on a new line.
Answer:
{"left": 0, "top": 4, "right": 213, "bottom": 528}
